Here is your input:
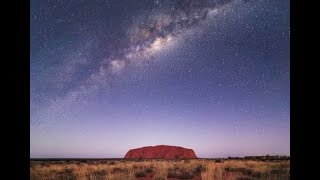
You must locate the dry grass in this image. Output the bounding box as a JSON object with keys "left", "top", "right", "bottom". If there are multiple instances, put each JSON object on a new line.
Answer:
{"left": 30, "top": 159, "right": 290, "bottom": 180}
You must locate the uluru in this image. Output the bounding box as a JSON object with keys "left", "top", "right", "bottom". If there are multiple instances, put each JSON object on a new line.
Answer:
{"left": 124, "top": 145, "right": 197, "bottom": 159}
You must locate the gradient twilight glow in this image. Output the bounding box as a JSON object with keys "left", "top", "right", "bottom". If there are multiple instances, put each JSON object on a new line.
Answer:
{"left": 30, "top": 0, "right": 290, "bottom": 158}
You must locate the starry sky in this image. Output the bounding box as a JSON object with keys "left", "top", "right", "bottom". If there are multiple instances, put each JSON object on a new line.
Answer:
{"left": 30, "top": 0, "right": 290, "bottom": 158}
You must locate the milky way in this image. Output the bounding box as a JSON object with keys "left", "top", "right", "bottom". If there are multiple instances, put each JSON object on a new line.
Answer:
{"left": 30, "top": 0, "right": 290, "bottom": 158}
{"left": 32, "top": 0, "right": 243, "bottom": 124}
{"left": 68, "top": 0, "right": 241, "bottom": 103}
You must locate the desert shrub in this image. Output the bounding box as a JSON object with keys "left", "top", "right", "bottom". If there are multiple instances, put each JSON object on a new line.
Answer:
{"left": 87, "top": 170, "right": 107, "bottom": 180}
{"left": 215, "top": 159, "right": 223, "bottom": 163}
{"left": 225, "top": 167, "right": 254, "bottom": 176}
{"left": 65, "top": 168, "right": 74, "bottom": 174}
{"left": 184, "top": 160, "right": 190, "bottom": 163}
{"left": 167, "top": 171, "right": 176, "bottom": 178}
{"left": 177, "top": 171, "right": 194, "bottom": 179}
{"left": 121, "top": 167, "right": 130, "bottom": 173}
{"left": 224, "top": 167, "right": 233, "bottom": 172}
{"left": 109, "top": 161, "right": 115, "bottom": 165}
{"left": 56, "top": 169, "right": 77, "bottom": 180}
{"left": 135, "top": 171, "right": 147, "bottom": 177}
{"left": 112, "top": 167, "right": 122, "bottom": 173}
{"left": 270, "top": 169, "right": 285, "bottom": 174}
{"left": 269, "top": 163, "right": 289, "bottom": 176}
{"left": 241, "top": 168, "right": 253, "bottom": 176}
{"left": 50, "top": 169, "right": 59, "bottom": 173}
{"left": 168, "top": 167, "right": 173, "bottom": 171}
{"left": 236, "top": 178, "right": 253, "bottom": 180}
{"left": 91, "top": 170, "right": 107, "bottom": 176}
{"left": 75, "top": 161, "right": 82, "bottom": 165}
{"left": 30, "top": 159, "right": 290, "bottom": 180}
{"left": 88, "top": 161, "right": 97, "bottom": 165}
{"left": 194, "top": 165, "right": 205, "bottom": 174}
{"left": 252, "top": 171, "right": 262, "bottom": 178}
{"left": 145, "top": 167, "right": 153, "bottom": 173}
{"left": 57, "top": 174, "right": 77, "bottom": 180}
{"left": 133, "top": 165, "right": 144, "bottom": 170}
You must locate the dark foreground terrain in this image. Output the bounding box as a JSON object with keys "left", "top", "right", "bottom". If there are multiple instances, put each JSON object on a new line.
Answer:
{"left": 30, "top": 158, "right": 290, "bottom": 180}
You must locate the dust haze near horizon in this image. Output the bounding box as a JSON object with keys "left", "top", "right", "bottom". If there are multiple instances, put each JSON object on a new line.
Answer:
{"left": 30, "top": 0, "right": 290, "bottom": 158}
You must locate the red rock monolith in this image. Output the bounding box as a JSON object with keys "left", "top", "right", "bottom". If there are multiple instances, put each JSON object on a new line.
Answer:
{"left": 124, "top": 145, "right": 197, "bottom": 159}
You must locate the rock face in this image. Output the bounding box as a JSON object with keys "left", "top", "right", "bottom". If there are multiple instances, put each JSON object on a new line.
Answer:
{"left": 124, "top": 145, "right": 197, "bottom": 159}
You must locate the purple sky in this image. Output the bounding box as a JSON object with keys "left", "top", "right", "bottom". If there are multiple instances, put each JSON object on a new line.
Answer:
{"left": 30, "top": 0, "right": 290, "bottom": 158}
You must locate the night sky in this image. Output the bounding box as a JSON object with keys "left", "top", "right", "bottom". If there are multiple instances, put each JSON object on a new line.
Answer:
{"left": 30, "top": 0, "right": 290, "bottom": 158}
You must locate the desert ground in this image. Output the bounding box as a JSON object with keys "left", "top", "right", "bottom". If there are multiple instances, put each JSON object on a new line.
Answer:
{"left": 30, "top": 158, "right": 290, "bottom": 180}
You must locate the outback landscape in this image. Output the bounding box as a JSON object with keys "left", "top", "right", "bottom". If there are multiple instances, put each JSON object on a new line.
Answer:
{"left": 30, "top": 0, "right": 290, "bottom": 179}
{"left": 30, "top": 158, "right": 290, "bottom": 180}
{"left": 31, "top": 145, "right": 289, "bottom": 180}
